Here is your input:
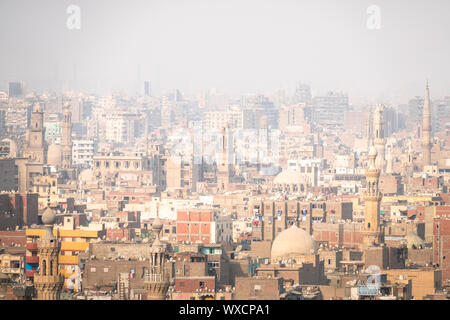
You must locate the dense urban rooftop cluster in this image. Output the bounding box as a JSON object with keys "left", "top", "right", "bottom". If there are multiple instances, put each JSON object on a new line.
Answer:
{"left": 1, "top": 81, "right": 450, "bottom": 300}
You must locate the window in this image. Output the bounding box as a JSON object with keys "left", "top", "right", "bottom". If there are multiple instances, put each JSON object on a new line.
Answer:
{"left": 90, "top": 267, "right": 96, "bottom": 272}
{"left": 199, "top": 281, "right": 205, "bottom": 288}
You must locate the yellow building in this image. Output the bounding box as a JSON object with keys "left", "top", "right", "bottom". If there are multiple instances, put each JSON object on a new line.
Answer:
{"left": 25, "top": 228, "right": 100, "bottom": 292}
{"left": 384, "top": 268, "right": 442, "bottom": 300}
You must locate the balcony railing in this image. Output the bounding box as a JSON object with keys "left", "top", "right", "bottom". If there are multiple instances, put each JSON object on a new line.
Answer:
{"left": 143, "top": 273, "right": 166, "bottom": 283}
{"left": 25, "top": 270, "right": 37, "bottom": 278}
{"left": 26, "top": 256, "right": 39, "bottom": 264}
{"left": 26, "top": 242, "right": 38, "bottom": 250}
{"left": 0, "top": 267, "right": 22, "bottom": 274}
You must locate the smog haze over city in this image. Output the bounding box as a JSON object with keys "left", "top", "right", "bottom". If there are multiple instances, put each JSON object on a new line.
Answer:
{"left": 0, "top": 0, "right": 450, "bottom": 308}
{"left": 1, "top": 0, "right": 450, "bottom": 102}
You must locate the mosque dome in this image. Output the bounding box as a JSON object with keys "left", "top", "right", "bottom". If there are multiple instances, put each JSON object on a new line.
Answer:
{"left": 152, "top": 215, "right": 163, "bottom": 232}
{"left": 369, "top": 145, "right": 377, "bottom": 157}
{"left": 47, "top": 143, "right": 62, "bottom": 166}
{"left": 273, "top": 168, "right": 307, "bottom": 185}
{"left": 271, "top": 225, "right": 315, "bottom": 260}
{"left": 42, "top": 207, "right": 56, "bottom": 225}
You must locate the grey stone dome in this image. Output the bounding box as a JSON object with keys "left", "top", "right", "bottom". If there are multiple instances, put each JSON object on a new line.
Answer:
{"left": 42, "top": 207, "right": 56, "bottom": 225}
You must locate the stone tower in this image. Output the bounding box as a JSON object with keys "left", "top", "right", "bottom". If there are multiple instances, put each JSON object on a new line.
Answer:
{"left": 362, "top": 144, "right": 383, "bottom": 247}
{"left": 366, "top": 105, "right": 374, "bottom": 149}
{"left": 422, "top": 81, "right": 432, "bottom": 168}
{"left": 61, "top": 102, "right": 72, "bottom": 169}
{"left": 34, "top": 200, "right": 64, "bottom": 300}
{"left": 373, "top": 104, "right": 386, "bottom": 172}
{"left": 217, "top": 124, "right": 233, "bottom": 191}
{"left": 385, "top": 142, "right": 393, "bottom": 174}
{"left": 24, "top": 103, "right": 47, "bottom": 164}
{"left": 145, "top": 210, "right": 170, "bottom": 300}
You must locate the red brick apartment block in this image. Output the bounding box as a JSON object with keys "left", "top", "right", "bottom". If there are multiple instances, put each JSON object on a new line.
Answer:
{"left": 176, "top": 210, "right": 213, "bottom": 244}
{"left": 433, "top": 218, "right": 450, "bottom": 284}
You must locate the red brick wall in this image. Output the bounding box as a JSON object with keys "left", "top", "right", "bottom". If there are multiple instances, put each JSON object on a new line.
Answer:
{"left": 176, "top": 210, "right": 213, "bottom": 244}
{"left": 174, "top": 277, "right": 215, "bottom": 293}
{"left": 106, "top": 228, "right": 135, "bottom": 241}
{"left": 435, "top": 206, "right": 450, "bottom": 218}
{"left": 0, "top": 230, "right": 26, "bottom": 246}
{"left": 433, "top": 218, "right": 450, "bottom": 283}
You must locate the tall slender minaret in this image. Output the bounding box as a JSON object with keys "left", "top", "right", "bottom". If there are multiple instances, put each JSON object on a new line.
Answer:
{"left": 366, "top": 106, "right": 374, "bottom": 149}
{"left": 422, "top": 81, "right": 432, "bottom": 168}
{"left": 217, "top": 124, "right": 233, "bottom": 191}
{"left": 145, "top": 204, "right": 170, "bottom": 300}
{"left": 34, "top": 187, "right": 64, "bottom": 300}
{"left": 385, "top": 143, "right": 393, "bottom": 174}
{"left": 61, "top": 102, "right": 72, "bottom": 169}
{"left": 373, "top": 104, "right": 386, "bottom": 172}
{"left": 362, "top": 144, "right": 383, "bottom": 247}
{"left": 23, "top": 102, "right": 47, "bottom": 164}
{"left": 144, "top": 114, "right": 149, "bottom": 157}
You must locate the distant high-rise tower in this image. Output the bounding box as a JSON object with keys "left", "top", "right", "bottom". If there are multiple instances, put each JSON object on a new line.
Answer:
{"left": 373, "top": 104, "right": 386, "bottom": 172}
{"left": 61, "top": 102, "right": 72, "bottom": 169}
{"left": 362, "top": 144, "right": 383, "bottom": 246}
{"left": 144, "top": 210, "right": 170, "bottom": 300}
{"left": 24, "top": 103, "right": 47, "bottom": 164}
{"left": 34, "top": 200, "right": 64, "bottom": 300}
{"left": 144, "top": 81, "right": 151, "bottom": 96}
{"left": 422, "top": 81, "right": 432, "bottom": 168}
{"left": 8, "top": 82, "right": 25, "bottom": 98}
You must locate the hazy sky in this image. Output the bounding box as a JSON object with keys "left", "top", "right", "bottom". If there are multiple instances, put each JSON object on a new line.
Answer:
{"left": 0, "top": 0, "right": 449, "bottom": 102}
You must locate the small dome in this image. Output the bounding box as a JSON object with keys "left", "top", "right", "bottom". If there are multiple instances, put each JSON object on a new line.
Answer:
{"left": 273, "top": 168, "right": 307, "bottom": 185}
{"left": 271, "top": 225, "right": 315, "bottom": 260}
{"left": 152, "top": 216, "right": 163, "bottom": 231}
{"left": 369, "top": 145, "right": 377, "bottom": 157}
{"left": 47, "top": 143, "right": 62, "bottom": 166}
{"left": 42, "top": 207, "right": 56, "bottom": 225}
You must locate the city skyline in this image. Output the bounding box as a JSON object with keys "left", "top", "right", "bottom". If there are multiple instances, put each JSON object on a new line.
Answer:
{"left": 1, "top": 0, "right": 450, "bottom": 304}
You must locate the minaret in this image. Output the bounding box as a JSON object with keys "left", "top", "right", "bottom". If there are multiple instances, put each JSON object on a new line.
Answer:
{"left": 366, "top": 106, "right": 374, "bottom": 149}
{"left": 362, "top": 144, "right": 383, "bottom": 247}
{"left": 61, "top": 102, "right": 72, "bottom": 169}
{"left": 34, "top": 187, "right": 64, "bottom": 300}
{"left": 217, "top": 124, "right": 233, "bottom": 191}
{"left": 144, "top": 114, "right": 149, "bottom": 157}
{"left": 23, "top": 102, "right": 47, "bottom": 164}
{"left": 385, "top": 143, "right": 393, "bottom": 174}
{"left": 422, "top": 81, "right": 432, "bottom": 168}
{"left": 145, "top": 205, "right": 170, "bottom": 300}
{"left": 373, "top": 104, "right": 386, "bottom": 172}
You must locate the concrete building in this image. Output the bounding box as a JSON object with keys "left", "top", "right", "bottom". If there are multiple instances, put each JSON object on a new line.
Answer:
{"left": 72, "top": 139, "right": 94, "bottom": 166}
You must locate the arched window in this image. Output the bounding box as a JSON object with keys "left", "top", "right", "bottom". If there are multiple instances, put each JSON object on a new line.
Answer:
{"left": 41, "top": 259, "right": 47, "bottom": 276}
{"left": 50, "top": 260, "right": 54, "bottom": 276}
